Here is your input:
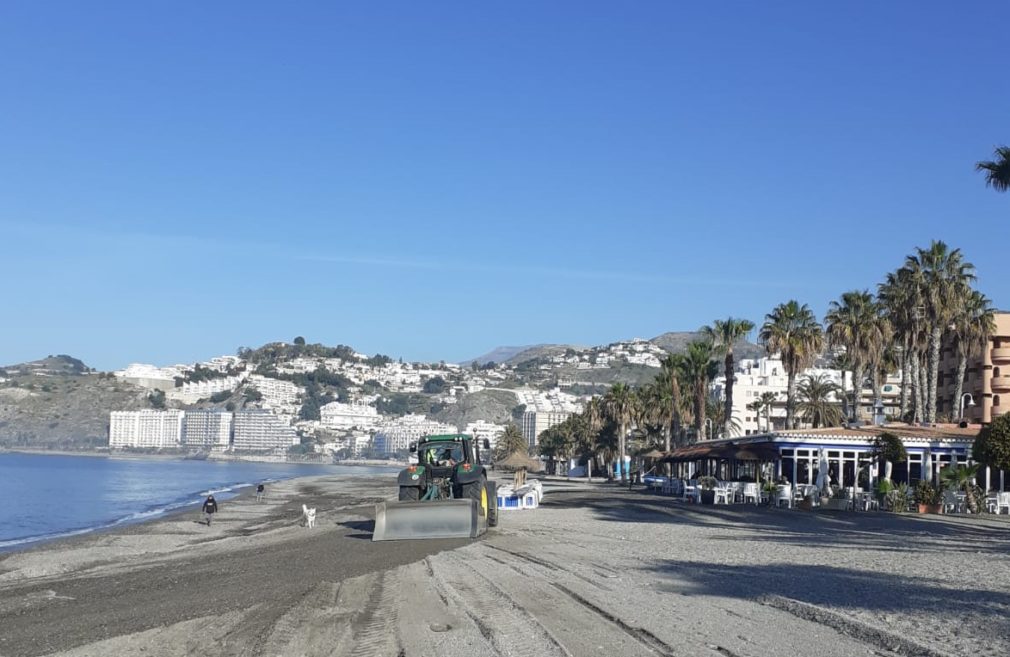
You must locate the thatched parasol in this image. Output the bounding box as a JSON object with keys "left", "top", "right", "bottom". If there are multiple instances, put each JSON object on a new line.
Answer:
{"left": 497, "top": 451, "right": 543, "bottom": 473}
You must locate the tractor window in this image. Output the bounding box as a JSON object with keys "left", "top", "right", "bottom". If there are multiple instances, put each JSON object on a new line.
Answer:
{"left": 424, "top": 443, "right": 463, "bottom": 466}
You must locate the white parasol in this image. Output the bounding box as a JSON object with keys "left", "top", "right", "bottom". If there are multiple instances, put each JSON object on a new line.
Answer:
{"left": 814, "top": 448, "right": 831, "bottom": 495}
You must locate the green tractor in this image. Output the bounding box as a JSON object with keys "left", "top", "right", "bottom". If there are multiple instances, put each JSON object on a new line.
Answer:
{"left": 373, "top": 434, "right": 498, "bottom": 541}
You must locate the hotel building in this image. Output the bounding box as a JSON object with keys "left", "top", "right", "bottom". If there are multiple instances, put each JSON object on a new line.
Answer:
{"left": 109, "top": 410, "right": 184, "bottom": 449}
{"left": 233, "top": 410, "right": 299, "bottom": 452}
{"left": 939, "top": 311, "right": 1010, "bottom": 424}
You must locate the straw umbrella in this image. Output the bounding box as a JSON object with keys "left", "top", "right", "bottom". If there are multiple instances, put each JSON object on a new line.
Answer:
{"left": 498, "top": 451, "right": 543, "bottom": 488}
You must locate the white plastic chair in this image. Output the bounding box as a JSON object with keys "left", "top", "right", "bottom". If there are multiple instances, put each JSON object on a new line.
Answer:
{"left": 999, "top": 492, "right": 1010, "bottom": 514}
{"left": 742, "top": 483, "right": 760, "bottom": 505}
{"left": 774, "top": 484, "right": 793, "bottom": 508}
{"left": 714, "top": 486, "right": 733, "bottom": 505}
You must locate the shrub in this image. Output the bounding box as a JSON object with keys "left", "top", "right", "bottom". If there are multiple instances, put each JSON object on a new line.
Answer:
{"left": 697, "top": 476, "right": 718, "bottom": 490}
{"left": 876, "top": 479, "right": 894, "bottom": 495}
{"left": 914, "top": 480, "right": 941, "bottom": 506}
{"left": 885, "top": 483, "right": 910, "bottom": 513}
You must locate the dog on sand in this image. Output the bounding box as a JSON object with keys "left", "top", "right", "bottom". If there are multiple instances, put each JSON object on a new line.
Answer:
{"left": 302, "top": 504, "right": 316, "bottom": 528}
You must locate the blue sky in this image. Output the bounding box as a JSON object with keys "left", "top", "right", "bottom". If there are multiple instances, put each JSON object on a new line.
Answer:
{"left": 1, "top": 2, "right": 1007, "bottom": 370}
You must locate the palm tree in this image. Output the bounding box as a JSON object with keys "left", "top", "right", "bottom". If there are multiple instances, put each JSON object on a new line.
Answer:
{"left": 705, "top": 393, "right": 742, "bottom": 438}
{"left": 747, "top": 391, "right": 778, "bottom": 432}
{"left": 904, "top": 241, "right": 976, "bottom": 423}
{"left": 495, "top": 423, "right": 528, "bottom": 460}
{"left": 759, "top": 301, "right": 824, "bottom": 430}
{"left": 603, "top": 383, "right": 634, "bottom": 482}
{"left": 939, "top": 464, "right": 980, "bottom": 514}
{"left": 825, "top": 291, "right": 888, "bottom": 424}
{"left": 796, "top": 373, "right": 843, "bottom": 428}
{"left": 879, "top": 265, "right": 928, "bottom": 423}
{"left": 976, "top": 145, "right": 1010, "bottom": 192}
{"left": 950, "top": 290, "right": 996, "bottom": 419}
{"left": 680, "top": 341, "right": 719, "bottom": 440}
{"left": 702, "top": 317, "right": 755, "bottom": 440}
{"left": 659, "top": 354, "right": 686, "bottom": 445}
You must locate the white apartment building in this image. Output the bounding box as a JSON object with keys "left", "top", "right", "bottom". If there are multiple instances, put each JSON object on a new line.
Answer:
{"left": 248, "top": 374, "right": 303, "bottom": 411}
{"left": 114, "top": 364, "right": 183, "bottom": 392}
{"left": 373, "top": 414, "right": 457, "bottom": 455}
{"left": 109, "top": 410, "right": 184, "bottom": 449}
{"left": 712, "top": 356, "right": 904, "bottom": 436}
{"left": 322, "top": 433, "right": 372, "bottom": 458}
{"left": 463, "top": 420, "right": 506, "bottom": 453}
{"left": 522, "top": 410, "right": 572, "bottom": 448}
{"left": 320, "top": 400, "right": 381, "bottom": 431}
{"left": 232, "top": 410, "right": 299, "bottom": 452}
{"left": 170, "top": 375, "right": 245, "bottom": 404}
{"left": 182, "top": 411, "right": 233, "bottom": 449}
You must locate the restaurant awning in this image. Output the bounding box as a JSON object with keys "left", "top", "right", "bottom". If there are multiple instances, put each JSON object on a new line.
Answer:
{"left": 660, "top": 444, "right": 717, "bottom": 462}
{"left": 660, "top": 442, "right": 781, "bottom": 463}
{"left": 711, "top": 444, "right": 781, "bottom": 461}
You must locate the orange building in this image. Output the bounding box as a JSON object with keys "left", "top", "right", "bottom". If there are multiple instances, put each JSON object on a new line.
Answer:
{"left": 940, "top": 311, "right": 1010, "bottom": 424}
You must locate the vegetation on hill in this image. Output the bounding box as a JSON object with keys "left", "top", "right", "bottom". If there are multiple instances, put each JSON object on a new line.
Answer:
{"left": 433, "top": 389, "right": 520, "bottom": 427}
{"left": 0, "top": 373, "right": 148, "bottom": 448}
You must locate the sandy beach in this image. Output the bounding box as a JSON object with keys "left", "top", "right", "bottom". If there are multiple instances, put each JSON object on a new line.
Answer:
{"left": 2, "top": 476, "right": 1008, "bottom": 657}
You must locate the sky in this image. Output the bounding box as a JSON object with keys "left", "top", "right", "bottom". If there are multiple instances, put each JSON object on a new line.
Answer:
{"left": 1, "top": 1, "right": 1008, "bottom": 371}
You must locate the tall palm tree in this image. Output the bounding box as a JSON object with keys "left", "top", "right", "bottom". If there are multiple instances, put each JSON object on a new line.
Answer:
{"left": 950, "top": 290, "right": 996, "bottom": 419}
{"left": 680, "top": 341, "right": 719, "bottom": 440}
{"left": 976, "top": 145, "right": 1010, "bottom": 192}
{"left": 760, "top": 301, "right": 824, "bottom": 430}
{"left": 702, "top": 317, "right": 755, "bottom": 440}
{"left": 603, "top": 383, "right": 634, "bottom": 482}
{"left": 825, "top": 290, "right": 889, "bottom": 423}
{"left": 904, "top": 241, "right": 976, "bottom": 423}
{"left": 796, "top": 373, "right": 843, "bottom": 429}
{"left": 659, "top": 354, "right": 686, "bottom": 445}
{"left": 880, "top": 266, "right": 928, "bottom": 423}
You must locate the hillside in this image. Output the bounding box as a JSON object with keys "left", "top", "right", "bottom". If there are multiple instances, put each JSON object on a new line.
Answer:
{"left": 1, "top": 354, "right": 90, "bottom": 377}
{"left": 432, "top": 389, "right": 520, "bottom": 427}
{"left": 650, "top": 331, "right": 763, "bottom": 360}
{"left": 0, "top": 373, "right": 151, "bottom": 448}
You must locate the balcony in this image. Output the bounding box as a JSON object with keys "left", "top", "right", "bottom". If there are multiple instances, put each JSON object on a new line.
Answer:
{"left": 992, "top": 376, "right": 1010, "bottom": 392}
{"left": 993, "top": 347, "right": 1010, "bottom": 363}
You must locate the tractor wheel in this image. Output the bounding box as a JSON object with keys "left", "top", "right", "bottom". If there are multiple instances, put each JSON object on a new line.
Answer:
{"left": 485, "top": 481, "right": 499, "bottom": 527}
{"left": 398, "top": 486, "right": 420, "bottom": 501}
{"left": 460, "top": 478, "right": 488, "bottom": 518}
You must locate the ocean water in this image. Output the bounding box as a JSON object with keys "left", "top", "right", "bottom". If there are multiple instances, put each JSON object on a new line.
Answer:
{"left": 0, "top": 453, "right": 394, "bottom": 552}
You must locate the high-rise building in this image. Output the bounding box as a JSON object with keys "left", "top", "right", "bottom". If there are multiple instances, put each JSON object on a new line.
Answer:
{"left": 233, "top": 410, "right": 299, "bottom": 452}
{"left": 182, "top": 411, "right": 233, "bottom": 449}
{"left": 940, "top": 311, "right": 1010, "bottom": 424}
{"left": 522, "top": 410, "right": 571, "bottom": 448}
{"left": 109, "top": 410, "right": 184, "bottom": 448}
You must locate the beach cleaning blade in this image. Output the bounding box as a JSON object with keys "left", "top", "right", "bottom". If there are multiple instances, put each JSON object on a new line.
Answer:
{"left": 372, "top": 499, "right": 485, "bottom": 541}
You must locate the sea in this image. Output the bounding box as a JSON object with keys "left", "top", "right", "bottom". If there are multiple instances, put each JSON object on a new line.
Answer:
{"left": 0, "top": 452, "right": 395, "bottom": 552}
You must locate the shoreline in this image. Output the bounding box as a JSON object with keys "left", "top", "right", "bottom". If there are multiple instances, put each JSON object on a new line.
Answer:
{"left": 1, "top": 447, "right": 409, "bottom": 467}
{"left": 0, "top": 459, "right": 399, "bottom": 556}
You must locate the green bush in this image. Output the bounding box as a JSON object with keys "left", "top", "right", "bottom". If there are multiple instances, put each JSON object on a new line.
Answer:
{"left": 973, "top": 414, "right": 1010, "bottom": 472}
{"left": 914, "top": 480, "right": 941, "bottom": 506}
{"left": 876, "top": 479, "right": 894, "bottom": 495}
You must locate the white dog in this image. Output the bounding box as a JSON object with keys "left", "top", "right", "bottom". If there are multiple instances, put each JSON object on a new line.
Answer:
{"left": 302, "top": 504, "right": 317, "bottom": 529}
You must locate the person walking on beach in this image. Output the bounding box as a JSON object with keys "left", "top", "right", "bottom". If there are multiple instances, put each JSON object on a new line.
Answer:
{"left": 202, "top": 495, "right": 218, "bottom": 526}
{"left": 256, "top": 483, "right": 265, "bottom": 502}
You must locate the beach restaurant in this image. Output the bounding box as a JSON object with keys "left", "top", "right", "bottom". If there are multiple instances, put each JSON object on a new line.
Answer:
{"left": 663, "top": 424, "right": 1006, "bottom": 491}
